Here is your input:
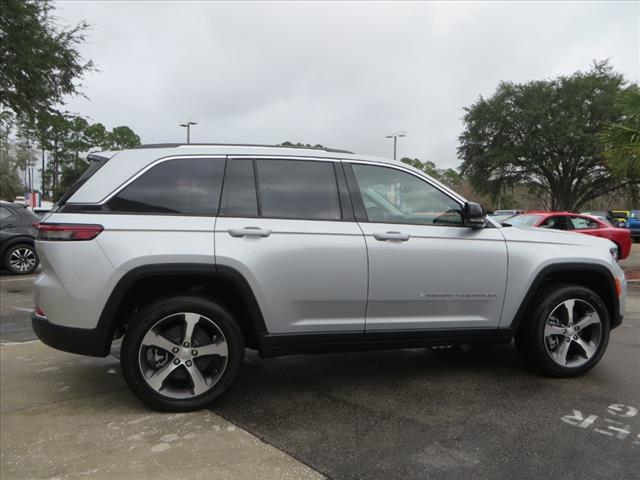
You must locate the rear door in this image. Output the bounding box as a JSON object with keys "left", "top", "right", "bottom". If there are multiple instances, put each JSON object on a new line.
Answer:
{"left": 214, "top": 157, "right": 367, "bottom": 334}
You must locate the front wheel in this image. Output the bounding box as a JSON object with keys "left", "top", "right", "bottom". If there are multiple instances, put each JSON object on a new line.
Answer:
{"left": 515, "top": 283, "right": 610, "bottom": 377}
{"left": 121, "top": 296, "right": 244, "bottom": 411}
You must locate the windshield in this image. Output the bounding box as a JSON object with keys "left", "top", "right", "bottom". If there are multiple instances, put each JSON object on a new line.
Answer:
{"left": 504, "top": 214, "right": 542, "bottom": 226}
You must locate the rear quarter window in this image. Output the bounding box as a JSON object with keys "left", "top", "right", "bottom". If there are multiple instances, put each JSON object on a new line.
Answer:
{"left": 108, "top": 158, "right": 225, "bottom": 215}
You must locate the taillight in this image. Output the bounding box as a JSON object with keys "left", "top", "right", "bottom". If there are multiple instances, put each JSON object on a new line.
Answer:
{"left": 37, "top": 223, "right": 104, "bottom": 241}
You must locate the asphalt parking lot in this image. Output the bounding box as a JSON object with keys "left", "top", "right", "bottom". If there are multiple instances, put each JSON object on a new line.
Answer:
{"left": 1, "top": 272, "right": 639, "bottom": 479}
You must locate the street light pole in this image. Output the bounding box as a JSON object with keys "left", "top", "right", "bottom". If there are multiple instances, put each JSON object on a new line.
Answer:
{"left": 179, "top": 121, "right": 198, "bottom": 143}
{"left": 385, "top": 131, "right": 407, "bottom": 160}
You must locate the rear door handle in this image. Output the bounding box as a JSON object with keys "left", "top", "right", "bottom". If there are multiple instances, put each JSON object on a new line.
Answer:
{"left": 227, "top": 227, "right": 272, "bottom": 238}
{"left": 373, "top": 231, "right": 410, "bottom": 242}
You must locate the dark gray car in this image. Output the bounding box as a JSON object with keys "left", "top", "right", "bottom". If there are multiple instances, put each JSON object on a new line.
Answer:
{"left": 0, "top": 202, "right": 39, "bottom": 274}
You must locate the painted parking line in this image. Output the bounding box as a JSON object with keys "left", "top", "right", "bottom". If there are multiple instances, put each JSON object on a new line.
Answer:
{"left": 0, "top": 276, "right": 37, "bottom": 283}
{"left": 561, "top": 403, "right": 640, "bottom": 445}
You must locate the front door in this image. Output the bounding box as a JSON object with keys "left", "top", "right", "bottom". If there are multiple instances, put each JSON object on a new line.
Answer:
{"left": 346, "top": 162, "right": 508, "bottom": 331}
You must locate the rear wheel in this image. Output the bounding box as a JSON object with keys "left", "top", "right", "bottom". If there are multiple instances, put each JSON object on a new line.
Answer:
{"left": 515, "top": 283, "right": 610, "bottom": 377}
{"left": 4, "top": 244, "right": 38, "bottom": 275}
{"left": 121, "top": 296, "right": 244, "bottom": 411}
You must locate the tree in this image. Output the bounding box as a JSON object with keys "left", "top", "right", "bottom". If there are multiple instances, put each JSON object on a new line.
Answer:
{"left": 401, "top": 157, "right": 462, "bottom": 189}
{"left": 459, "top": 61, "right": 639, "bottom": 212}
{"left": 0, "top": 0, "right": 95, "bottom": 124}
{"left": 0, "top": 154, "right": 22, "bottom": 201}
{"left": 600, "top": 85, "right": 640, "bottom": 180}
{"left": 108, "top": 126, "right": 141, "bottom": 150}
{"left": 84, "top": 122, "right": 110, "bottom": 150}
{"left": 278, "top": 141, "right": 327, "bottom": 150}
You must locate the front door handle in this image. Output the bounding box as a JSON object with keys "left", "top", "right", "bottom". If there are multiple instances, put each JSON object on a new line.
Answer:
{"left": 373, "top": 231, "right": 410, "bottom": 242}
{"left": 227, "top": 227, "right": 272, "bottom": 238}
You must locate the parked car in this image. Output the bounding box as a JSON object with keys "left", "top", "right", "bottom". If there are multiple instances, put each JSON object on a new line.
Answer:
{"left": 505, "top": 212, "right": 632, "bottom": 259}
{"left": 610, "top": 210, "right": 630, "bottom": 227}
{"left": 581, "top": 210, "right": 613, "bottom": 223}
{"left": 628, "top": 210, "right": 640, "bottom": 242}
{"left": 32, "top": 144, "right": 627, "bottom": 411}
{"left": 492, "top": 209, "right": 525, "bottom": 217}
{"left": 489, "top": 213, "right": 517, "bottom": 224}
{"left": 0, "top": 201, "right": 40, "bottom": 274}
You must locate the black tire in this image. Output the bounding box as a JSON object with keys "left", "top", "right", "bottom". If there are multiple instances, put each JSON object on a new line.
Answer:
{"left": 514, "top": 283, "right": 610, "bottom": 377}
{"left": 3, "top": 243, "right": 39, "bottom": 275}
{"left": 121, "top": 296, "right": 244, "bottom": 411}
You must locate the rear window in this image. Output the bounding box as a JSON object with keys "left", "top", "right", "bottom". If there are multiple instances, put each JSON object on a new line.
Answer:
{"left": 55, "top": 154, "right": 110, "bottom": 209}
{"left": 504, "top": 214, "right": 542, "bottom": 226}
{"left": 108, "top": 158, "right": 225, "bottom": 215}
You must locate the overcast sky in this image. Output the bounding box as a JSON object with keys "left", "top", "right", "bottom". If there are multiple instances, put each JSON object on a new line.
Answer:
{"left": 55, "top": 0, "right": 639, "bottom": 169}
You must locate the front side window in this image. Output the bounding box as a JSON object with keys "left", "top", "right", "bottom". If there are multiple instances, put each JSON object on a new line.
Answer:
{"left": 255, "top": 160, "right": 342, "bottom": 220}
{"left": 351, "top": 164, "right": 462, "bottom": 225}
{"left": 108, "top": 158, "right": 224, "bottom": 215}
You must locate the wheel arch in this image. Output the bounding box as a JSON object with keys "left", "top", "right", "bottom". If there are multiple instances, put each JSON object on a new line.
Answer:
{"left": 98, "top": 263, "right": 268, "bottom": 351}
{"left": 509, "top": 263, "right": 621, "bottom": 333}
{"left": 1, "top": 236, "right": 35, "bottom": 259}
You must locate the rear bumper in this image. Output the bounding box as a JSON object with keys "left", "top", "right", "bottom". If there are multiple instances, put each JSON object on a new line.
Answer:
{"left": 31, "top": 313, "right": 111, "bottom": 357}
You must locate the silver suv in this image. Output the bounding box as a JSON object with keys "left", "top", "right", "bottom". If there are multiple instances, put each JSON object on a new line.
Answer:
{"left": 32, "top": 144, "right": 627, "bottom": 411}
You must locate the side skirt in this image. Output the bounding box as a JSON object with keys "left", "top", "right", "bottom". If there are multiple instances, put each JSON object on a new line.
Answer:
{"left": 258, "top": 329, "right": 513, "bottom": 358}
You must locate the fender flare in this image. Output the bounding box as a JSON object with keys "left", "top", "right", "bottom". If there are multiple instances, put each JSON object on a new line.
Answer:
{"left": 97, "top": 263, "right": 268, "bottom": 340}
{"left": 508, "top": 262, "right": 620, "bottom": 332}
{"left": 1, "top": 235, "right": 36, "bottom": 259}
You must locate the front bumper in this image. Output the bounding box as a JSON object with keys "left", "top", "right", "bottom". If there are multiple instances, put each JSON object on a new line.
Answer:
{"left": 31, "top": 313, "right": 111, "bottom": 357}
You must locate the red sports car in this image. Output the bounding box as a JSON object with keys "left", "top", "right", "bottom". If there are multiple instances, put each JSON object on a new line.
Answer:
{"left": 505, "top": 212, "right": 632, "bottom": 260}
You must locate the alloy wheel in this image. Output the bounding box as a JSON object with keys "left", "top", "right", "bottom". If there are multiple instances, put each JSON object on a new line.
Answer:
{"left": 9, "top": 247, "right": 37, "bottom": 273}
{"left": 544, "top": 299, "right": 602, "bottom": 368}
{"left": 138, "top": 312, "right": 228, "bottom": 399}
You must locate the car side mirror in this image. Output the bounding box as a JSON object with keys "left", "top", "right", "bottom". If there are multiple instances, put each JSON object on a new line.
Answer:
{"left": 463, "top": 202, "right": 486, "bottom": 228}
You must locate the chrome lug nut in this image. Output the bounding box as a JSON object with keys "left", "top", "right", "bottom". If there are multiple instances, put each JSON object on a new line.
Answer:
{"left": 191, "top": 350, "right": 198, "bottom": 356}
{"left": 566, "top": 337, "right": 571, "bottom": 342}
{"left": 183, "top": 342, "right": 190, "bottom": 348}
{"left": 172, "top": 347, "right": 179, "bottom": 353}
{"left": 173, "top": 358, "right": 180, "bottom": 365}
{"left": 573, "top": 335, "right": 578, "bottom": 340}
{"left": 185, "top": 360, "right": 192, "bottom": 367}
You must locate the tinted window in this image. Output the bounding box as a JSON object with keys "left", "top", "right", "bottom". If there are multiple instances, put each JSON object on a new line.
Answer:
{"left": 108, "top": 158, "right": 224, "bottom": 215}
{"left": 256, "top": 160, "right": 341, "bottom": 220}
{"left": 220, "top": 159, "right": 258, "bottom": 217}
{"left": 351, "top": 164, "right": 462, "bottom": 225}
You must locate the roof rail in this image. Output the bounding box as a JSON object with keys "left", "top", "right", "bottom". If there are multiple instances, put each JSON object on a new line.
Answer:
{"left": 132, "top": 143, "right": 354, "bottom": 154}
